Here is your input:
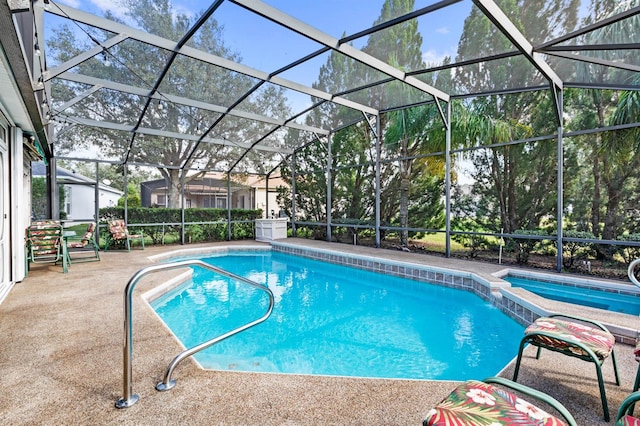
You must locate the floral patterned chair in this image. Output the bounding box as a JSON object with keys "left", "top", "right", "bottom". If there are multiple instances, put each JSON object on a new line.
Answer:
{"left": 423, "top": 376, "right": 576, "bottom": 425}
{"left": 104, "top": 219, "right": 145, "bottom": 251}
{"left": 66, "top": 222, "right": 100, "bottom": 262}
{"left": 617, "top": 391, "right": 640, "bottom": 426}
{"left": 25, "top": 220, "right": 68, "bottom": 274}
{"left": 512, "top": 313, "right": 619, "bottom": 422}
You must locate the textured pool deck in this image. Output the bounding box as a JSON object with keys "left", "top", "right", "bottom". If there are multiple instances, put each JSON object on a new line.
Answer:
{"left": 1, "top": 238, "right": 639, "bottom": 425}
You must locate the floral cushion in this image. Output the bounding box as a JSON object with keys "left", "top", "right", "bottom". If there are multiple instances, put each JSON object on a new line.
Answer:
{"left": 424, "top": 380, "right": 567, "bottom": 426}
{"left": 620, "top": 415, "right": 640, "bottom": 426}
{"left": 525, "top": 317, "right": 614, "bottom": 360}
{"left": 108, "top": 220, "right": 128, "bottom": 239}
{"left": 634, "top": 339, "right": 640, "bottom": 362}
{"left": 67, "top": 223, "right": 96, "bottom": 248}
{"left": 27, "top": 222, "right": 62, "bottom": 255}
{"left": 109, "top": 220, "right": 142, "bottom": 239}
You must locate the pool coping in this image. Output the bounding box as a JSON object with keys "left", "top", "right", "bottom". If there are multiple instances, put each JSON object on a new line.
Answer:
{"left": 144, "top": 242, "right": 640, "bottom": 345}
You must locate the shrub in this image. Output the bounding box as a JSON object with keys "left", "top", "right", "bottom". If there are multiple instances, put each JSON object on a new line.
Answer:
{"left": 562, "top": 230, "right": 596, "bottom": 269}
{"left": 513, "top": 229, "right": 549, "bottom": 264}
{"left": 99, "top": 207, "right": 262, "bottom": 244}
{"left": 616, "top": 233, "right": 640, "bottom": 265}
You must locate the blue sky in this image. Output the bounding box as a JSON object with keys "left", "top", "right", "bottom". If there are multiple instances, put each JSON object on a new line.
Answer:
{"left": 51, "top": 0, "right": 471, "bottom": 87}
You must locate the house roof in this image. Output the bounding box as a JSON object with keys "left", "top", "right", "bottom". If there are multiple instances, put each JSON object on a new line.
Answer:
{"left": 140, "top": 172, "right": 287, "bottom": 192}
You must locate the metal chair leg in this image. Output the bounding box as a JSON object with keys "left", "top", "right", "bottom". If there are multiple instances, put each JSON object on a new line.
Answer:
{"left": 595, "top": 362, "right": 610, "bottom": 422}
{"left": 610, "top": 348, "right": 620, "bottom": 386}
{"left": 512, "top": 339, "right": 528, "bottom": 382}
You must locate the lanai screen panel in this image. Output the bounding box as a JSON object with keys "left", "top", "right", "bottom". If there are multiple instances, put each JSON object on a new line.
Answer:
{"left": 53, "top": 126, "right": 131, "bottom": 163}
{"left": 563, "top": 131, "right": 640, "bottom": 244}
{"left": 518, "top": 0, "right": 640, "bottom": 46}
{"left": 207, "top": 0, "right": 326, "bottom": 73}
{"left": 39, "top": 0, "right": 640, "bottom": 177}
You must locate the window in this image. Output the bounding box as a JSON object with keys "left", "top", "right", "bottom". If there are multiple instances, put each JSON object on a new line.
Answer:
{"left": 216, "top": 197, "right": 226, "bottom": 209}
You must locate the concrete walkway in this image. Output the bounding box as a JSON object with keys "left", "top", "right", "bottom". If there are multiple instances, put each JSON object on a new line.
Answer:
{"left": 0, "top": 239, "right": 638, "bottom": 425}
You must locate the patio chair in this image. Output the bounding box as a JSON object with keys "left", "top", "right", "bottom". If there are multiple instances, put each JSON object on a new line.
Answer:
{"left": 617, "top": 391, "right": 640, "bottom": 426}
{"left": 104, "top": 219, "right": 145, "bottom": 251}
{"left": 512, "top": 313, "right": 619, "bottom": 422}
{"left": 66, "top": 222, "right": 100, "bottom": 262}
{"left": 25, "top": 220, "right": 68, "bottom": 274}
{"left": 423, "top": 376, "right": 577, "bottom": 426}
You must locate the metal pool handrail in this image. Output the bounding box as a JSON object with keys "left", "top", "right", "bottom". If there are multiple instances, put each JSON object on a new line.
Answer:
{"left": 115, "top": 260, "right": 274, "bottom": 409}
{"left": 629, "top": 258, "right": 640, "bottom": 288}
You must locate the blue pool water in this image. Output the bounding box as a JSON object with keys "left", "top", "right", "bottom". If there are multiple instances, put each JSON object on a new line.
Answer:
{"left": 151, "top": 251, "right": 524, "bottom": 380}
{"left": 505, "top": 276, "right": 640, "bottom": 315}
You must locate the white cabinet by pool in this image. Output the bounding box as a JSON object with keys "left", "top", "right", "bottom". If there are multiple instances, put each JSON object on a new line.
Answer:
{"left": 255, "top": 218, "right": 288, "bottom": 241}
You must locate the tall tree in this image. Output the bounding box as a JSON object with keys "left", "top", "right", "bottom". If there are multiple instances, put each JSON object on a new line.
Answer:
{"left": 452, "top": 0, "right": 580, "bottom": 243}
{"left": 564, "top": 0, "right": 640, "bottom": 251}
{"left": 48, "top": 0, "right": 290, "bottom": 208}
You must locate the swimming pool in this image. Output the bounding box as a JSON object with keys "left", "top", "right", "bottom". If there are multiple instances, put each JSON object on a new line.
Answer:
{"left": 151, "top": 251, "right": 524, "bottom": 381}
{"left": 504, "top": 275, "right": 640, "bottom": 315}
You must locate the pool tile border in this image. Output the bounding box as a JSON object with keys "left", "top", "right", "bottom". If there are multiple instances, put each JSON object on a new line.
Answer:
{"left": 270, "top": 242, "right": 504, "bottom": 302}
{"left": 495, "top": 268, "right": 640, "bottom": 299}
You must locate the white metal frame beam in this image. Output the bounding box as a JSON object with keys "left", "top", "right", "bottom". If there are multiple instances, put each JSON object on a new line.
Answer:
{"left": 53, "top": 116, "right": 294, "bottom": 154}
{"left": 473, "top": 0, "right": 563, "bottom": 123}
{"left": 42, "top": 33, "right": 128, "bottom": 82}
{"left": 473, "top": 0, "right": 563, "bottom": 90}
{"left": 54, "top": 72, "right": 330, "bottom": 135}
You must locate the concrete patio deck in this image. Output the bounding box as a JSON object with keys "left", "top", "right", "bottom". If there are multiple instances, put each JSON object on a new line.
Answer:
{"left": 1, "top": 239, "right": 638, "bottom": 425}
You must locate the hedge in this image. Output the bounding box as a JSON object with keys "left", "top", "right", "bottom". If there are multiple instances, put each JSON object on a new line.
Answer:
{"left": 99, "top": 207, "right": 262, "bottom": 244}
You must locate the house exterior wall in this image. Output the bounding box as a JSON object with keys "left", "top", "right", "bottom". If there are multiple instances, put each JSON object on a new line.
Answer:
{"left": 62, "top": 183, "right": 121, "bottom": 220}
{"left": 255, "top": 188, "right": 281, "bottom": 218}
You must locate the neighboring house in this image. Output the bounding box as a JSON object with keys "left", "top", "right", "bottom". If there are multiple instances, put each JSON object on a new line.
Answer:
{"left": 140, "top": 173, "right": 287, "bottom": 217}
{"left": 245, "top": 174, "right": 287, "bottom": 218}
{"left": 32, "top": 162, "right": 124, "bottom": 221}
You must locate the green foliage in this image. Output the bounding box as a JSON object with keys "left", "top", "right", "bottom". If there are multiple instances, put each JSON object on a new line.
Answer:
{"left": 512, "top": 230, "right": 549, "bottom": 264}
{"left": 31, "top": 177, "right": 47, "bottom": 220}
{"left": 118, "top": 182, "right": 141, "bottom": 207}
{"left": 31, "top": 177, "right": 68, "bottom": 220}
{"left": 561, "top": 230, "right": 596, "bottom": 269}
{"left": 616, "top": 234, "right": 640, "bottom": 265}
{"left": 451, "top": 219, "right": 492, "bottom": 258}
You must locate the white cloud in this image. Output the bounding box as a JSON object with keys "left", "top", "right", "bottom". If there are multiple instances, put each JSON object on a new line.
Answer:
{"left": 436, "top": 26, "right": 450, "bottom": 35}
{"left": 422, "top": 49, "right": 447, "bottom": 66}
{"left": 57, "top": 0, "right": 81, "bottom": 8}
{"left": 89, "top": 0, "right": 129, "bottom": 20}
{"left": 173, "top": 3, "right": 196, "bottom": 19}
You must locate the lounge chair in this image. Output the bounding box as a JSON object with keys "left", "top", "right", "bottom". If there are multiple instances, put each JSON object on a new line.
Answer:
{"left": 512, "top": 313, "right": 619, "bottom": 421}
{"left": 423, "top": 376, "right": 576, "bottom": 425}
{"left": 25, "top": 220, "right": 68, "bottom": 273}
{"left": 66, "top": 222, "right": 100, "bottom": 262}
{"left": 104, "top": 219, "right": 145, "bottom": 251}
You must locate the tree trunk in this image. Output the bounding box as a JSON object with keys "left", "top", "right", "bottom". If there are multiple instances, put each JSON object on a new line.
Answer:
{"left": 399, "top": 175, "right": 410, "bottom": 247}
{"left": 591, "top": 152, "right": 601, "bottom": 237}
{"left": 166, "top": 169, "right": 182, "bottom": 209}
